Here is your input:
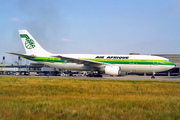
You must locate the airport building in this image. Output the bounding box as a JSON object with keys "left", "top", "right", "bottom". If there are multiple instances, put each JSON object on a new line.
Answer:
{"left": 0, "top": 63, "right": 60, "bottom": 76}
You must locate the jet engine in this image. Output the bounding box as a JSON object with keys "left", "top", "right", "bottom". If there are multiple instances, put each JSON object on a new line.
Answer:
{"left": 104, "top": 66, "right": 121, "bottom": 75}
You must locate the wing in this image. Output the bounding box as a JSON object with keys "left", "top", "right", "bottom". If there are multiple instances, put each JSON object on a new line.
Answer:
{"left": 52, "top": 55, "right": 107, "bottom": 66}
{"left": 7, "top": 52, "right": 36, "bottom": 60}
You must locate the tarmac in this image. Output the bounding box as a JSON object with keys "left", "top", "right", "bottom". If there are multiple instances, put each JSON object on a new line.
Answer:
{"left": 1, "top": 75, "right": 180, "bottom": 81}
{"left": 102, "top": 75, "right": 180, "bottom": 81}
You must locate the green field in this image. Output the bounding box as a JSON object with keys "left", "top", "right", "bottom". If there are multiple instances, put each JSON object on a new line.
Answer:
{"left": 0, "top": 77, "right": 180, "bottom": 120}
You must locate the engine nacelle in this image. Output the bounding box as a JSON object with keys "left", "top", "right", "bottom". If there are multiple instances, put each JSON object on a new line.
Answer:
{"left": 105, "top": 66, "right": 121, "bottom": 75}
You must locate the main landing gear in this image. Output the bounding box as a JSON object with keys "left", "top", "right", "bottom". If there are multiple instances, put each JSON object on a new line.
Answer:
{"left": 87, "top": 71, "right": 103, "bottom": 77}
{"left": 87, "top": 74, "right": 102, "bottom": 77}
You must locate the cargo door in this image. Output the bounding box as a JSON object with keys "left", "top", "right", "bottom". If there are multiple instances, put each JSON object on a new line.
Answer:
{"left": 153, "top": 57, "right": 158, "bottom": 65}
{"left": 129, "top": 57, "right": 134, "bottom": 64}
{"left": 50, "top": 57, "right": 54, "bottom": 63}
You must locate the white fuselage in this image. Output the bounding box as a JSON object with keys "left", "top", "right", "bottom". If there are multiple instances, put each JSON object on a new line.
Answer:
{"left": 36, "top": 54, "right": 175, "bottom": 73}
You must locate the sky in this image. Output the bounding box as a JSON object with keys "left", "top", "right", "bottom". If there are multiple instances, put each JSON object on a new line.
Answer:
{"left": 0, "top": 0, "right": 180, "bottom": 64}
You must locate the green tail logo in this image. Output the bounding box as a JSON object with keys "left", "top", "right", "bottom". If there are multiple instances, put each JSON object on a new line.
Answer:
{"left": 20, "top": 34, "right": 36, "bottom": 49}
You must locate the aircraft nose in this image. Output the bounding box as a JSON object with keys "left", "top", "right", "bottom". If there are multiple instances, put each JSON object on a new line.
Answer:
{"left": 173, "top": 63, "right": 176, "bottom": 67}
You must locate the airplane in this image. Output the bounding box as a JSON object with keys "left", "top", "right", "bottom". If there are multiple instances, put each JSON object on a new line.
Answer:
{"left": 8, "top": 30, "right": 175, "bottom": 79}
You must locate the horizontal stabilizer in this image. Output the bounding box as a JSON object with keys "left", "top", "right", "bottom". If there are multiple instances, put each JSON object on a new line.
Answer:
{"left": 7, "top": 52, "right": 36, "bottom": 60}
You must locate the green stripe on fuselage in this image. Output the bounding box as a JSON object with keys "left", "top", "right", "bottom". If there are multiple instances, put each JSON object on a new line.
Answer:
{"left": 34, "top": 57, "right": 65, "bottom": 63}
{"left": 83, "top": 58, "right": 175, "bottom": 65}
{"left": 21, "top": 56, "right": 175, "bottom": 66}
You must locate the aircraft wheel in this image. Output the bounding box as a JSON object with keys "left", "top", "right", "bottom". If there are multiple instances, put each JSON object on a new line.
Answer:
{"left": 151, "top": 76, "right": 155, "bottom": 79}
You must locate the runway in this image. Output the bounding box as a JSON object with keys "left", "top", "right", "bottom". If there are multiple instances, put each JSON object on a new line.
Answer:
{"left": 71, "top": 75, "right": 180, "bottom": 81}
{"left": 1, "top": 75, "right": 180, "bottom": 81}
{"left": 102, "top": 75, "right": 180, "bottom": 81}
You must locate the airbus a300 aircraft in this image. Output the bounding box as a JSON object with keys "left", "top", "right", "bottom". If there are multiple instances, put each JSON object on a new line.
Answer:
{"left": 9, "top": 30, "right": 175, "bottom": 78}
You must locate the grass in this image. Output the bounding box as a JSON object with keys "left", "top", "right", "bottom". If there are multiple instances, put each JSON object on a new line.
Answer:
{"left": 0, "top": 77, "right": 180, "bottom": 119}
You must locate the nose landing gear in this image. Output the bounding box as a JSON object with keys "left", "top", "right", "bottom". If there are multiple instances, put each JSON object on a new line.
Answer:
{"left": 151, "top": 71, "right": 155, "bottom": 79}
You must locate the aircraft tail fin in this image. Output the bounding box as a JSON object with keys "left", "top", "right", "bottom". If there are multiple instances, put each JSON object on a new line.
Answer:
{"left": 18, "top": 30, "right": 51, "bottom": 56}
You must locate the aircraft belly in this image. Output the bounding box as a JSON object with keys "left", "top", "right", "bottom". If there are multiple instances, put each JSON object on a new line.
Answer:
{"left": 120, "top": 64, "right": 150, "bottom": 73}
{"left": 40, "top": 62, "right": 91, "bottom": 71}
{"left": 67, "top": 63, "right": 91, "bottom": 71}
{"left": 120, "top": 64, "right": 174, "bottom": 73}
